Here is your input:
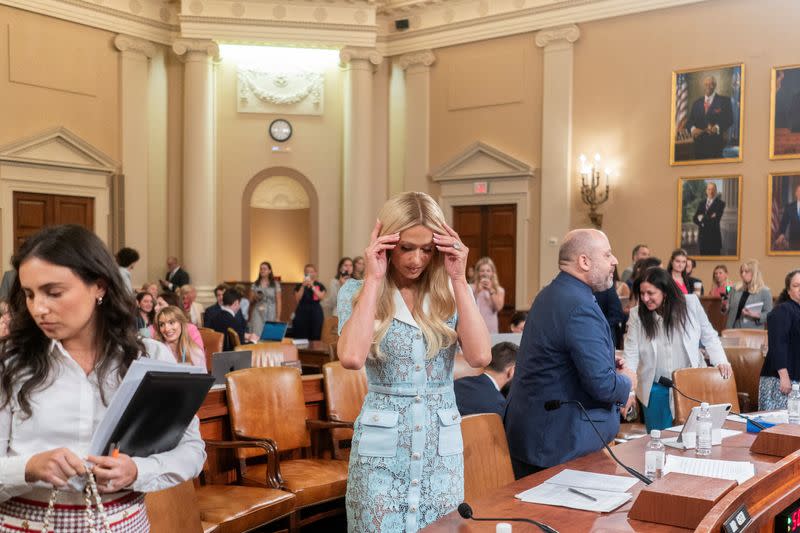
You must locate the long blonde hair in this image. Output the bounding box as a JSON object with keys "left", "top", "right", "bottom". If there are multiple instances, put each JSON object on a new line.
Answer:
{"left": 356, "top": 192, "right": 457, "bottom": 360}
{"left": 155, "top": 306, "right": 201, "bottom": 364}
{"left": 473, "top": 256, "right": 500, "bottom": 291}
{"left": 737, "top": 259, "right": 766, "bottom": 294}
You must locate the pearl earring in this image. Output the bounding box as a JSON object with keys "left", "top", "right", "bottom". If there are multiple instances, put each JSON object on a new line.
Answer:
{"left": 96, "top": 296, "right": 104, "bottom": 306}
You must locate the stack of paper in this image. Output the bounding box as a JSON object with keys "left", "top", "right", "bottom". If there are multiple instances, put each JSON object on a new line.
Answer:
{"left": 515, "top": 469, "right": 636, "bottom": 513}
{"left": 726, "top": 411, "right": 787, "bottom": 425}
{"left": 662, "top": 455, "right": 755, "bottom": 484}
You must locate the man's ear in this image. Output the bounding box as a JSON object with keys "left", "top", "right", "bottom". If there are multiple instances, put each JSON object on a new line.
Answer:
{"left": 507, "top": 364, "right": 516, "bottom": 381}
{"left": 576, "top": 254, "right": 592, "bottom": 273}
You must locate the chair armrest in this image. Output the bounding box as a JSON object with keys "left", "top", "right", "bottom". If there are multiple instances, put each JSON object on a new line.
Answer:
{"left": 211, "top": 437, "right": 284, "bottom": 489}
{"left": 306, "top": 419, "right": 354, "bottom": 431}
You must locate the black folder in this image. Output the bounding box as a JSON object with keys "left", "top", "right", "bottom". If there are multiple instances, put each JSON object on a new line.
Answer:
{"left": 102, "top": 371, "right": 215, "bottom": 457}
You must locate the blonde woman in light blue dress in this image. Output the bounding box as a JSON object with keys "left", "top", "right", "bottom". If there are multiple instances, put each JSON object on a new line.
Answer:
{"left": 337, "top": 192, "right": 491, "bottom": 532}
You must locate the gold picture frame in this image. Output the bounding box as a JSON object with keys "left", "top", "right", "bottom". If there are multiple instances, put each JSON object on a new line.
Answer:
{"left": 769, "top": 64, "right": 800, "bottom": 160}
{"left": 676, "top": 175, "right": 742, "bottom": 260}
{"left": 670, "top": 63, "right": 745, "bottom": 166}
{"left": 767, "top": 172, "right": 800, "bottom": 256}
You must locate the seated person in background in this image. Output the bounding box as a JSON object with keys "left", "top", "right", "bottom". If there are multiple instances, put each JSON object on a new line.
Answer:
{"left": 148, "top": 291, "right": 205, "bottom": 351}
{"left": 710, "top": 264, "right": 732, "bottom": 298}
{"left": 685, "top": 258, "right": 704, "bottom": 295}
{"left": 203, "top": 283, "right": 228, "bottom": 327}
{"left": 153, "top": 306, "right": 206, "bottom": 368}
{"left": 178, "top": 284, "right": 203, "bottom": 326}
{"left": 509, "top": 311, "right": 526, "bottom": 333}
{"left": 205, "top": 288, "right": 252, "bottom": 350}
{"left": 454, "top": 341, "right": 517, "bottom": 417}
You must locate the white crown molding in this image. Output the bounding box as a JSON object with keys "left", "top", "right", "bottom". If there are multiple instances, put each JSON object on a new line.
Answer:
{"left": 378, "top": 0, "right": 709, "bottom": 56}
{"left": 398, "top": 49, "right": 435, "bottom": 70}
{"left": 114, "top": 34, "right": 157, "bottom": 58}
{"left": 0, "top": 127, "right": 119, "bottom": 173}
{"left": 340, "top": 46, "right": 384, "bottom": 65}
{"left": 535, "top": 24, "right": 580, "bottom": 47}
{"left": 430, "top": 141, "right": 534, "bottom": 182}
{"left": 173, "top": 38, "right": 221, "bottom": 60}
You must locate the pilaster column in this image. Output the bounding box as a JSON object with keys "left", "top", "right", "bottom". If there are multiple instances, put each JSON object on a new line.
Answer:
{"left": 399, "top": 50, "right": 435, "bottom": 194}
{"left": 535, "top": 25, "right": 580, "bottom": 289}
{"left": 173, "top": 39, "right": 219, "bottom": 302}
{"left": 340, "top": 47, "right": 383, "bottom": 256}
{"left": 114, "top": 34, "right": 156, "bottom": 288}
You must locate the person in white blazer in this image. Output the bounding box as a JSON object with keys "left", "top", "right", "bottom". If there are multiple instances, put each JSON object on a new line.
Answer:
{"left": 624, "top": 267, "right": 732, "bottom": 431}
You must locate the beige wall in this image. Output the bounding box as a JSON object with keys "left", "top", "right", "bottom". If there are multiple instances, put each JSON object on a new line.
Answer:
{"left": 572, "top": 0, "right": 800, "bottom": 294}
{"left": 0, "top": 6, "right": 119, "bottom": 160}
{"left": 250, "top": 207, "right": 310, "bottom": 282}
{"left": 215, "top": 55, "right": 343, "bottom": 284}
{"left": 429, "top": 33, "right": 543, "bottom": 303}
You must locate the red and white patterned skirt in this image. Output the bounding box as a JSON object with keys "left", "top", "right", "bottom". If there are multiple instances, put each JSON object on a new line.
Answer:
{"left": 0, "top": 492, "right": 149, "bottom": 533}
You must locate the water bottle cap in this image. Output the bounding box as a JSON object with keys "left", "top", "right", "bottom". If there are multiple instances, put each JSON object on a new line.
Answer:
{"left": 650, "top": 430, "right": 661, "bottom": 439}
{"left": 496, "top": 523, "right": 512, "bottom": 533}
{"left": 700, "top": 402, "right": 709, "bottom": 409}
{"left": 793, "top": 383, "right": 799, "bottom": 391}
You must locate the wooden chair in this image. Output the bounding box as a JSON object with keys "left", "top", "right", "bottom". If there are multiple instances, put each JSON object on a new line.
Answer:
{"left": 227, "top": 328, "right": 241, "bottom": 348}
{"left": 322, "top": 361, "right": 367, "bottom": 459}
{"left": 461, "top": 413, "right": 515, "bottom": 502}
{"left": 320, "top": 316, "right": 339, "bottom": 346}
{"left": 198, "top": 327, "right": 224, "bottom": 371}
{"left": 225, "top": 367, "right": 351, "bottom": 528}
{"left": 672, "top": 367, "right": 741, "bottom": 424}
{"left": 721, "top": 328, "right": 768, "bottom": 350}
{"left": 145, "top": 480, "right": 209, "bottom": 533}
{"left": 453, "top": 351, "right": 483, "bottom": 381}
{"left": 725, "top": 346, "right": 764, "bottom": 412}
{"left": 235, "top": 341, "right": 298, "bottom": 367}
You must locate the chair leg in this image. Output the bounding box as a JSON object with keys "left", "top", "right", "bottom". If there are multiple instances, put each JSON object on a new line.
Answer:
{"left": 288, "top": 510, "right": 300, "bottom": 533}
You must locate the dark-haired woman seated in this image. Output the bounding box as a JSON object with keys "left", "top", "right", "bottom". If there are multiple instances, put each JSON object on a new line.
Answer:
{"left": 624, "top": 267, "right": 731, "bottom": 431}
{"left": 0, "top": 225, "right": 205, "bottom": 531}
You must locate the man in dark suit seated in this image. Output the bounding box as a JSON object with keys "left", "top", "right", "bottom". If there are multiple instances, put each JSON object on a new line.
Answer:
{"left": 454, "top": 342, "right": 517, "bottom": 417}
{"left": 686, "top": 75, "right": 733, "bottom": 160}
{"left": 203, "top": 283, "right": 228, "bottom": 328}
{"left": 205, "top": 288, "right": 247, "bottom": 351}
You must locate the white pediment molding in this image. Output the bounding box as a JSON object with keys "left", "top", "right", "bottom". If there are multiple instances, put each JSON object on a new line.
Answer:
{"left": 429, "top": 141, "right": 534, "bottom": 183}
{"left": 0, "top": 127, "right": 119, "bottom": 174}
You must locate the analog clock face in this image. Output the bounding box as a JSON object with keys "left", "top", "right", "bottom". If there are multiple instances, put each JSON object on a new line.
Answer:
{"left": 269, "top": 119, "right": 292, "bottom": 142}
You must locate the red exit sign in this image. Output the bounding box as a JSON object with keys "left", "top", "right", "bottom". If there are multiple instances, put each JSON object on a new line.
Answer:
{"left": 473, "top": 181, "right": 488, "bottom": 194}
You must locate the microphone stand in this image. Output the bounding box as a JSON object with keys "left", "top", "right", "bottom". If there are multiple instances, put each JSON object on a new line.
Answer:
{"left": 458, "top": 503, "right": 559, "bottom": 533}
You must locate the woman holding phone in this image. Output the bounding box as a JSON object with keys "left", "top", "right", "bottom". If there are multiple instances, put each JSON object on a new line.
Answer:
{"left": 292, "top": 264, "right": 326, "bottom": 340}
{"left": 471, "top": 257, "right": 505, "bottom": 334}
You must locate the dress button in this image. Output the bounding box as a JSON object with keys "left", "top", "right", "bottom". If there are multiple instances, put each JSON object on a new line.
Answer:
{"left": 415, "top": 424, "right": 422, "bottom": 431}
{"left": 372, "top": 415, "right": 379, "bottom": 422}
{"left": 452, "top": 414, "right": 458, "bottom": 421}
{"left": 415, "top": 364, "right": 422, "bottom": 371}
{"left": 414, "top": 395, "right": 422, "bottom": 403}
{"left": 412, "top": 452, "right": 421, "bottom": 460}
{"left": 411, "top": 479, "right": 419, "bottom": 486}
{"left": 410, "top": 505, "right": 417, "bottom": 512}
{"left": 415, "top": 334, "right": 422, "bottom": 340}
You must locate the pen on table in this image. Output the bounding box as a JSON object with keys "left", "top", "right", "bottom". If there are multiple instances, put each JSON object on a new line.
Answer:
{"left": 568, "top": 487, "right": 598, "bottom": 502}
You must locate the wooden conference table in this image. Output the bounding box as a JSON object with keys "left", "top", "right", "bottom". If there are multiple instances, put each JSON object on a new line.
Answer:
{"left": 422, "top": 421, "right": 800, "bottom": 532}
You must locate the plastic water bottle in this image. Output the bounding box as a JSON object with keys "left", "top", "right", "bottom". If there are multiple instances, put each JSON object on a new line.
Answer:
{"left": 788, "top": 383, "right": 800, "bottom": 424}
{"left": 696, "top": 402, "right": 712, "bottom": 456}
{"left": 644, "top": 430, "right": 665, "bottom": 480}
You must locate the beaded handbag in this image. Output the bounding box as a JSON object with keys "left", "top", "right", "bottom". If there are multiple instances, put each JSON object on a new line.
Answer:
{"left": 41, "top": 470, "right": 111, "bottom": 533}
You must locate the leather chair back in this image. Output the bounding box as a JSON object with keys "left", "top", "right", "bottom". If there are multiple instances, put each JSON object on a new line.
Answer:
{"left": 672, "top": 367, "right": 740, "bottom": 424}
{"left": 462, "top": 413, "right": 515, "bottom": 502}
{"left": 721, "top": 328, "right": 768, "bottom": 350}
{"left": 227, "top": 327, "right": 241, "bottom": 348}
{"left": 145, "top": 480, "right": 204, "bottom": 533}
{"left": 235, "top": 341, "right": 298, "bottom": 367}
{"left": 198, "top": 327, "right": 224, "bottom": 371}
{"left": 226, "top": 367, "right": 310, "bottom": 459}
{"left": 322, "top": 361, "right": 367, "bottom": 459}
{"left": 725, "top": 346, "right": 764, "bottom": 413}
{"left": 321, "top": 316, "right": 339, "bottom": 346}
{"left": 453, "top": 351, "right": 483, "bottom": 381}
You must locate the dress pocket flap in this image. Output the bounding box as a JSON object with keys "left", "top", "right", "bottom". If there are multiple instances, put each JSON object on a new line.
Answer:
{"left": 437, "top": 408, "right": 461, "bottom": 426}
{"left": 362, "top": 410, "right": 399, "bottom": 428}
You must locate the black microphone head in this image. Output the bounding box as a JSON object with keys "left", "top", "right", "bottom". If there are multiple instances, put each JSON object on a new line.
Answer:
{"left": 457, "top": 503, "right": 473, "bottom": 519}
{"left": 657, "top": 376, "right": 674, "bottom": 388}
{"left": 544, "top": 400, "right": 562, "bottom": 411}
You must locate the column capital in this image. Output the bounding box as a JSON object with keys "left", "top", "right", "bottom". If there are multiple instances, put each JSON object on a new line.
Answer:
{"left": 398, "top": 50, "right": 436, "bottom": 71}
{"left": 340, "top": 47, "right": 383, "bottom": 66}
{"left": 535, "top": 24, "right": 580, "bottom": 48}
{"left": 172, "top": 39, "right": 220, "bottom": 61}
{"left": 114, "top": 34, "right": 156, "bottom": 58}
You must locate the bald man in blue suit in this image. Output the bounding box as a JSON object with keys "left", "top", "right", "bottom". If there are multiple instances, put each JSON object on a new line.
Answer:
{"left": 505, "top": 229, "right": 636, "bottom": 479}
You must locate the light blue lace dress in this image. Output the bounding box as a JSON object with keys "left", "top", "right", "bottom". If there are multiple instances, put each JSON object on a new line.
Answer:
{"left": 337, "top": 279, "right": 463, "bottom": 532}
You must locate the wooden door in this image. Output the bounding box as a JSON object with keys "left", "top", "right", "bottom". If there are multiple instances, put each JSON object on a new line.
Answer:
{"left": 453, "top": 204, "right": 516, "bottom": 332}
{"left": 13, "top": 192, "right": 94, "bottom": 252}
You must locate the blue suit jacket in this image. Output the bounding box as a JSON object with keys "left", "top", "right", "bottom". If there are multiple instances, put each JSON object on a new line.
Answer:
{"left": 454, "top": 374, "right": 506, "bottom": 417}
{"left": 504, "top": 272, "right": 631, "bottom": 468}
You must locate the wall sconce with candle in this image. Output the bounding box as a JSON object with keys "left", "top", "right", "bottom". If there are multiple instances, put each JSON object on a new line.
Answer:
{"left": 579, "top": 153, "right": 612, "bottom": 229}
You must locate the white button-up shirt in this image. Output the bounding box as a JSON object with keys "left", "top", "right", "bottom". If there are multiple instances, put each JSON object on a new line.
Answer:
{"left": 0, "top": 338, "right": 206, "bottom": 503}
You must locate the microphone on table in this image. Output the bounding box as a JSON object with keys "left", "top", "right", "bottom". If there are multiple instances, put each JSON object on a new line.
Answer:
{"left": 457, "top": 502, "right": 559, "bottom": 533}
{"left": 544, "top": 400, "right": 652, "bottom": 485}
{"left": 656, "top": 376, "right": 767, "bottom": 430}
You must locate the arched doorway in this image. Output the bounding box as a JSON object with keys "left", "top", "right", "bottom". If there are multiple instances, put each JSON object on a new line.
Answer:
{"left": 241, "top": 167, "right": 319, "bottom": 285}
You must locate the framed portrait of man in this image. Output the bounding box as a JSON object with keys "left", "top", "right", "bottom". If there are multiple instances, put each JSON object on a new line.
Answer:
{"left": 670, "top": 64, "right": 745, "bottom": 165}
{"left": 677, "top": 176, "right": 741, "bottom": 259}
{"left": 770, "top": 65, "right": 800, "bottom": 159}
{"left": 768, "top": 172, "right": 800, "bottom": 255}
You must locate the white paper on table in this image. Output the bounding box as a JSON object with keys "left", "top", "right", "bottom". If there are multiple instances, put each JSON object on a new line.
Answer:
{"left": 727, "top": 411, "right": 788, "bottom": 425}
{"left": 515, "top": 483, "right": 632, "bottom": 513}
{"left": 542, "top": 469, "right": 638, "bottom": 492}
{"left": 662, "top": 455, "right": 755, "bottom": 484}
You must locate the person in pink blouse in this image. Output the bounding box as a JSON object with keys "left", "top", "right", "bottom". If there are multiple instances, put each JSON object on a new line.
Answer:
{"left": 153, "top": 306, "right": 206, "bottom": 368}
{"left": 471, "top": 257, "right": 505, "bottom": 334}
{"left": 667, "top": 248, "right": 691, "bottom": 295}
